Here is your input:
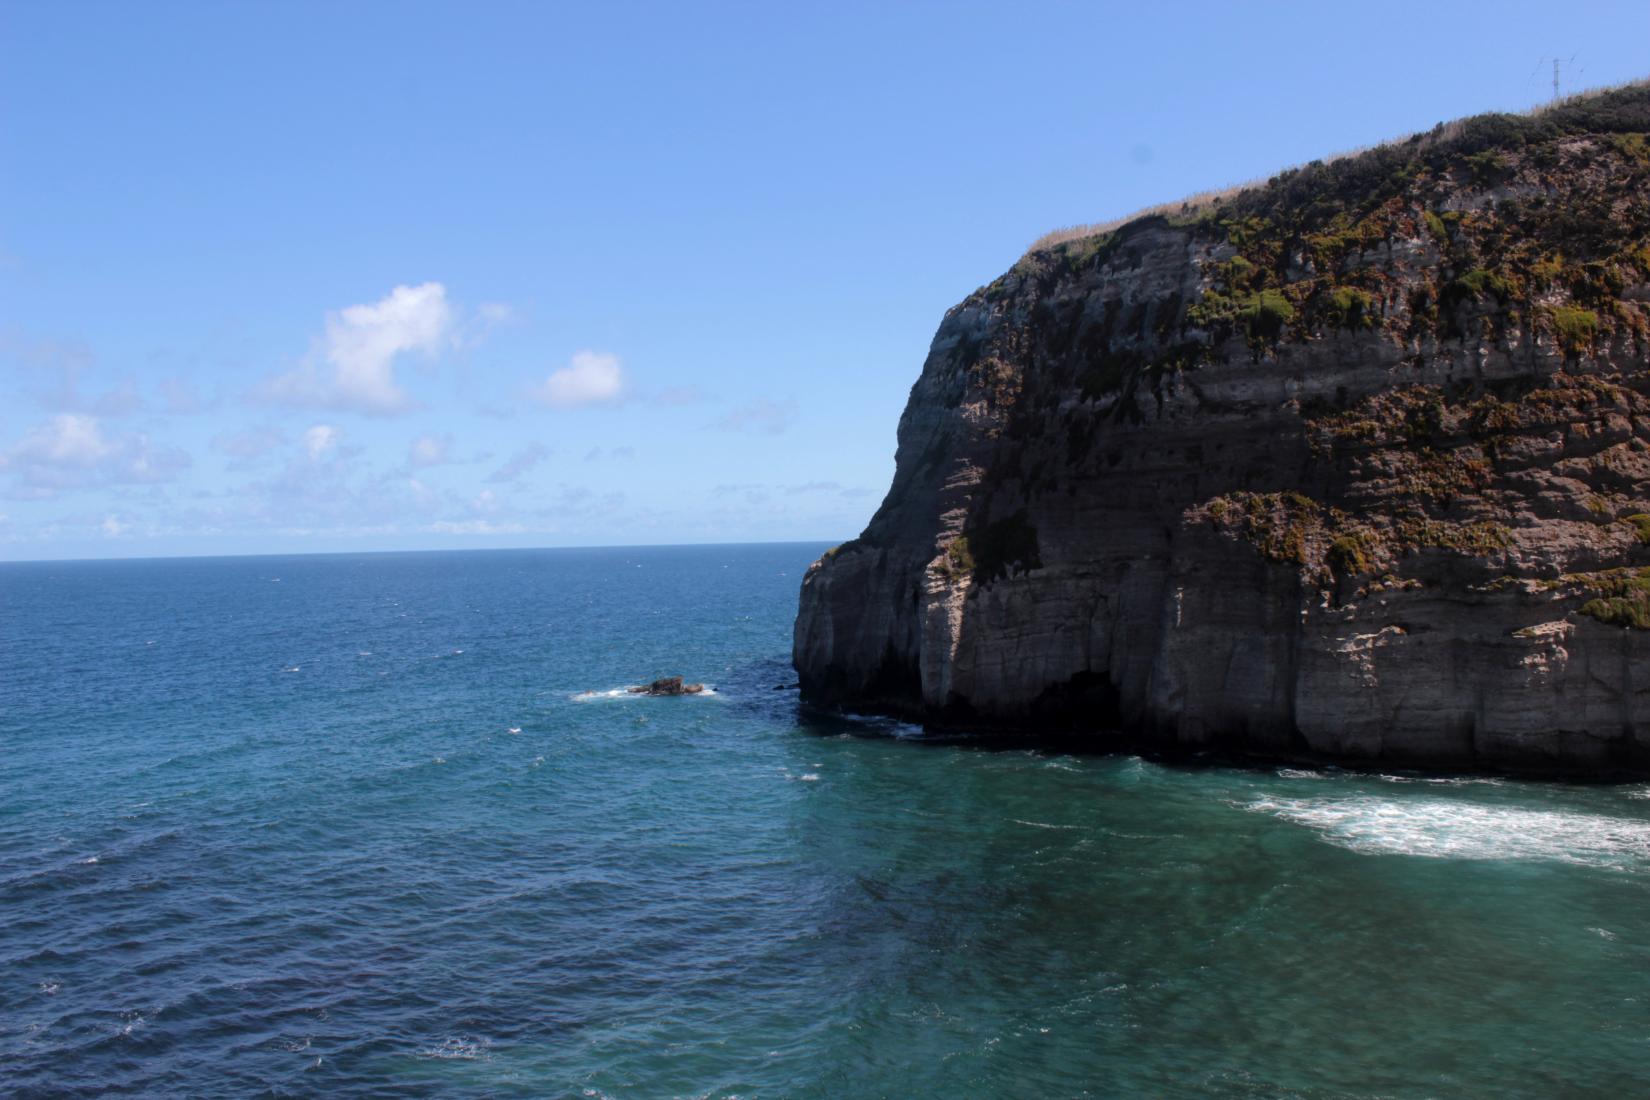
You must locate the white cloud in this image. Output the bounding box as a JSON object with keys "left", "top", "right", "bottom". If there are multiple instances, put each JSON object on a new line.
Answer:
{"left": 13, "top": 413, "right": 109, "bottom": 467}
{"left": 0, "top": 414, "right": 190, "bottom": 496}
{"left": 262, "top": 283, "right": 453, "bottom": 415}
{"left": 304, "top": 424, "right": 339, "bottom": 460}
{"left": 407, "top": 432, "right": 452, "bottom": 468}
{"left": 101, "top": 514, "right": 129, "bottom": 537}
{"left": 529, "top": 350, "right": 624, "bottom": 408}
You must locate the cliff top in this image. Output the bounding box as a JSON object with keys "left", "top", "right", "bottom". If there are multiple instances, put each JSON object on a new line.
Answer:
{"left": 1025, "top": 79, "right": 1650, "bottom": 258}
{"left": 979, "top": 79, "right": 1650, "bottom": 370}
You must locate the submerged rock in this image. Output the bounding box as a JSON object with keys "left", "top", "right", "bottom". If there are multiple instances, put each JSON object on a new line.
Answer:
{"left": 795, "top": 84, "right": 1650, "bottom": 774}
{"left": 629, "top": 676, "right": 704, "bottom": 696}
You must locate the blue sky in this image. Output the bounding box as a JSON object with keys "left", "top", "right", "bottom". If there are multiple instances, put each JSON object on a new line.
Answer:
{"left": 2, "top": 0, "right": 1647, "bottom": 560}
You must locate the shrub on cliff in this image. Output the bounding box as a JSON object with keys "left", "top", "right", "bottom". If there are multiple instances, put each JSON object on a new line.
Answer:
{"left": 1549, "top": 305, "right": 1600, "bottom": 353}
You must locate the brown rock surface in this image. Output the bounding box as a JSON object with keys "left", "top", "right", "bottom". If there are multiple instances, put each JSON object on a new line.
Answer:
{"left": 629, "top": 676, "right": 704, "bottom": 696}
{"left": 794, "top": 85, "right": 1650, "bottom": 773}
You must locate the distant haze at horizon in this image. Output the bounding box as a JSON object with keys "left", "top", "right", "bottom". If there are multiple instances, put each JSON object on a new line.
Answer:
{"left": 3, "top": 0, "right": 1647, "bottom": 561}
{"left": 0, "top": 536, "right": 840, "bottom": 567}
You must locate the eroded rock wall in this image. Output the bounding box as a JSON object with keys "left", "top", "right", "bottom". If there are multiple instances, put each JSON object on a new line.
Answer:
{"left": 795, "top": 89, "right": 1650, "bottom": 772}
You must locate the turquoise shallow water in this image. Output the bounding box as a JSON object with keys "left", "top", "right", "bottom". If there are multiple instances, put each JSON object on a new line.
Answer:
{"left": 4, "top": 543, "right": 1650, "bottom": 1097}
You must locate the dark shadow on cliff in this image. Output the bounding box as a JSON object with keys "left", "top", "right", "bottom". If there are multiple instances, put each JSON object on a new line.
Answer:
{"left": 709, "top": 654, "right": 1648, "bottom": 782}
{"left": 789, "top": 696, "right": 1650, "bottom": 785}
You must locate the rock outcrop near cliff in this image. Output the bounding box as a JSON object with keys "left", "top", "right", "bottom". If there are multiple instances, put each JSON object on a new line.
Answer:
{"left": 796, "top": 84, "right": 1650, "bottom": 772}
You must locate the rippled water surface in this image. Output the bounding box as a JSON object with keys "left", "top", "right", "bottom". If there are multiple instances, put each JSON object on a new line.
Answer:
{"left": 5, "top": 544, "right": 1650, "bottom": 1097}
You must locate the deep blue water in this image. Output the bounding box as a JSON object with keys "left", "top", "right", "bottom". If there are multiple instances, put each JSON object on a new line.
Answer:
{"left": 5, "top": 543, "right": 1650, "bottom": 1097}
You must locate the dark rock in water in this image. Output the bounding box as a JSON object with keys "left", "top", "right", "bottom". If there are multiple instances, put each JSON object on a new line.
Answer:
{"left": 794, "top": 84, "right": 1650, "bottom": 775}
{"left": 629, "top": 676, "right": 704, "bottom": 696}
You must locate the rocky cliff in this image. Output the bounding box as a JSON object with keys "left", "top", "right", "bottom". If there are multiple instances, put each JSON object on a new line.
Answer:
{"left": 795, "top": 84, "right": 1650, "bottom": 773}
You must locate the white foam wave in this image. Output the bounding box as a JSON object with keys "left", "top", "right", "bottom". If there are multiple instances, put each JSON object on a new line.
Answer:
{"left": 1010, "top": 819, "right": 1082, "bottom": 830}
{"left": 1247, "top": 795, "right": 1650, "bottom": 869}
{"left": 420, "top": 1036, "right": 490, "bottom": 1060}
{"left": 282, "top": 665, "right": 300, "bottom": 673}
{"left": 571, "top": 688, "right": 636, "bottom": 702}
{"left": 1373, "top": 773, "right": 1507, "bottom": 787}
{"left": 1277, "top": 768, "right": 1327, "bottom": 780}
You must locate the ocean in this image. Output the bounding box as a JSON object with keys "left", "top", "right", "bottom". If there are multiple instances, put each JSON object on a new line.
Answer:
{"left": 3, "top": 543, "right": 1650, "bottom": 1097}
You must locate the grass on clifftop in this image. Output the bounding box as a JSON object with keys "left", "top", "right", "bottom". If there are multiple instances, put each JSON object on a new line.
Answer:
{"left": 994, "top": 77, "right": 1650, "bottom": 367}
{"left": 1023, "top": 78, "right": 1650, "bottom": 257}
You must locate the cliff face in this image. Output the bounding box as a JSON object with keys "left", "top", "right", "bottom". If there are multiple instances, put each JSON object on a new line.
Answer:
{"left": 795, "top": 85, "right": 1650, "bottom": 773}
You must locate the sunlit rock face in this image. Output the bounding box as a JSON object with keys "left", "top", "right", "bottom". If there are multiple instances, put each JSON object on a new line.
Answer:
{"left": 795, "top": 85, "right": 1650, "bottom": 773}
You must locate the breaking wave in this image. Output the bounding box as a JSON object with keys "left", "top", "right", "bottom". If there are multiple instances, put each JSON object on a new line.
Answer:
{"left": 1247, "top": 795, "right": 1650, "bottom": 869}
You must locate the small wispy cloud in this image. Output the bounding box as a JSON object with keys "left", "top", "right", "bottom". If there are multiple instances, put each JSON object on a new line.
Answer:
{"left": 304, "top": 424, "right": 340, "bottom": 461}
{"left": 211, "top": 425, "right": 286, "bottom": 463}
{"left": 486, "top": 442, "right": 550, "bottom": 484}
{"left": 654, "top": 386, "right": 705, "bottom": 406}
{"left": 2, "top": 331, "right": 143, "bottom": 416}
{"left": 712, "top": 482, "right": 771, "bottom": 505}
{"left": 453, "top": 302, "right": 514, "bottom": 349}
{"left": 529, "top": 351, "right": 624, "bottom": 408}
{"left": 407, "top": 432, "right": 453, "bottom": 468}
{"left": 425, "top": 519, "right": 526, "bottom": 535}
{"left": 407, "top": 477, "right": 440, "bottom": 512}
{"left": 158, "top": 376, "right": 212, "bottom": 415}
{"left": 717, "top": 398, "right": 798, "bottom": 435}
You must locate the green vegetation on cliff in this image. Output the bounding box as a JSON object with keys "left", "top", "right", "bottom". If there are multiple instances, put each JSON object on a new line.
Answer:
{"left": 954, "top": 81, "right": 1650, "bottom": 635}
{"left": 998, "top": 81, "right": 1650, "bottom": 375}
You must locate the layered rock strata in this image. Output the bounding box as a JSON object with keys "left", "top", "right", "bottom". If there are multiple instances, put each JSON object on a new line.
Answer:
{"left": 795, "top": 85, "right": 1650, "bottom": 772}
